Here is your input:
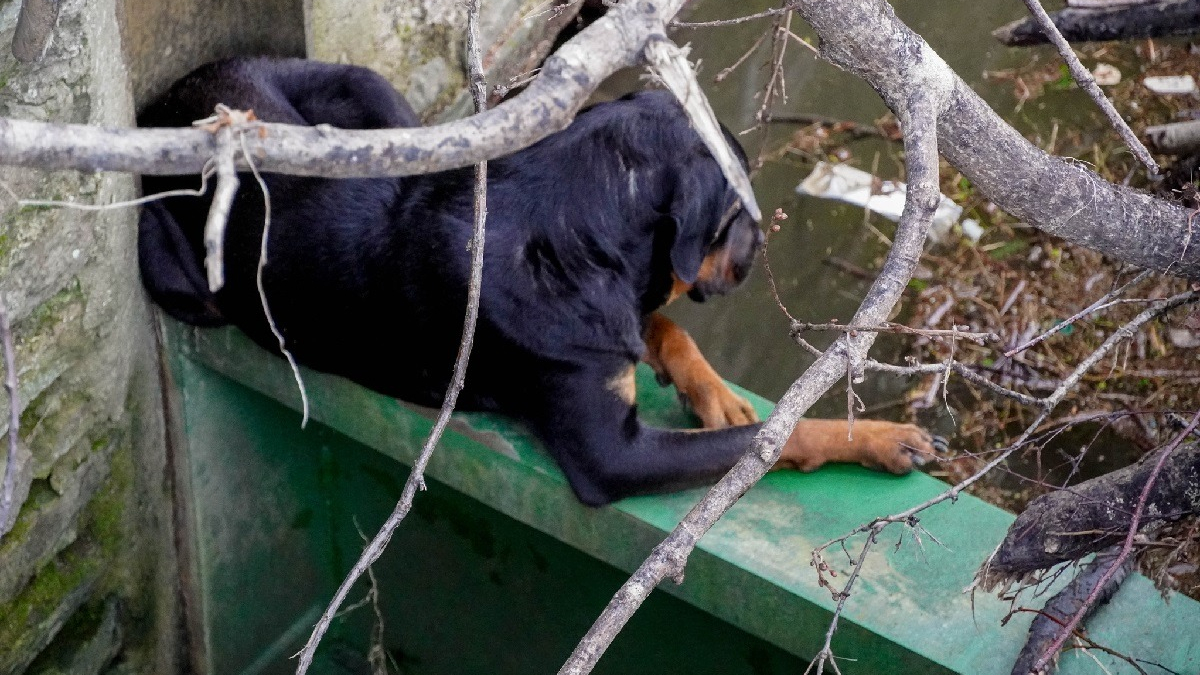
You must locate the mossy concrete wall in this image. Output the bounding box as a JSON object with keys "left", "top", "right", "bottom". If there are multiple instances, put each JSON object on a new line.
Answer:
{"left": 0, "top": 0, "right": 579, "bottom": 671}
{"left": 0, "top": 0, "right": 182, "bottom": 671}
{"left": 305, "top": 0, "right": 581, "bottom": 120}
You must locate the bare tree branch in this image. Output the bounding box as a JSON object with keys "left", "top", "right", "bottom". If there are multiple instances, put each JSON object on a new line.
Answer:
{"left": 1004, "top": 270, "right": 1153, "bottom": 357}
{"left": 0, "top": 0, "right": 686, "bottom": 179}
{"left": 793, "top": 320, "right": 999, "bottom": 345}
{"left": 203, "top": 120, "right": 238, "bottom": 292}
{"left": 1018, "top": 0, "right": 1158, "bottom": 174}
{"left": 1031, "top": 408, "right": 1200, "bottom": 672}
{"left": 293, "top": 0, "right": 492, "bottom": 670}
{"left": 806, "top": 289, "right": 1198, "bottom": 671}
{"left": 994, "top": 0, "right": 1200, "bottom": 46}
{"left": 242, "top": 134, "right": 311, "bottom": 428}
{"left": 0, "top": 0, "right": 1193, "bottom": 279}
{"left": 671, "top": 2, "right": 801, "bottom": 29}
{"left": 794, "top": 0, "right": 1200, "bottom": 278}
{"left": 1011, "top": 547, "right": 1135, "bottom": 675}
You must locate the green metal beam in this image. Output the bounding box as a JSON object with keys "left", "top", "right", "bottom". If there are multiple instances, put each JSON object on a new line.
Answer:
{"left": 168, "top": 323, "right": 1200, "bottom": 674}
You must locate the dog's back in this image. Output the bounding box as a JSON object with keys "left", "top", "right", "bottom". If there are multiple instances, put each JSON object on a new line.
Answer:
{"left": 137, "top": 58, "right": 421, "bottom": 327}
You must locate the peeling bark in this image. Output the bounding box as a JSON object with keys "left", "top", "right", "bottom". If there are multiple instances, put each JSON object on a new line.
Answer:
{"left": 981, "top": 444, "right": 1200, "bottom": 583}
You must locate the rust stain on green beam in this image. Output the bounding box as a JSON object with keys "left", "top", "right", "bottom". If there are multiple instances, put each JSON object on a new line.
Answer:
{"left": 171, "top": 324, "right": 1200, "bottom": 675}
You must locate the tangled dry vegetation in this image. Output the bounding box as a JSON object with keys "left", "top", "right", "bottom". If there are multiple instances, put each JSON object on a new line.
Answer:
{"left": 775, "top": 38, "right": 1200, "bottom": 598}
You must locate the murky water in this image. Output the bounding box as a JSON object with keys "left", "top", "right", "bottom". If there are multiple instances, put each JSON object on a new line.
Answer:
{"left": 614, "top": 1, "right": 1094, "bottom": 416}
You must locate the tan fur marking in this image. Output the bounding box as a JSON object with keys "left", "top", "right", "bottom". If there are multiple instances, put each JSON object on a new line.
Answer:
{"left": 665, "top": 253, "right": 721, "bottom": 305}
{"left": 775, "top": 419, "right": 936, "bottom": 474}
{"left": 607, "top": 365, "right": 637, "bottom": 405}
{"left": 642, "top": 313, "right": 757, "bottom": 428}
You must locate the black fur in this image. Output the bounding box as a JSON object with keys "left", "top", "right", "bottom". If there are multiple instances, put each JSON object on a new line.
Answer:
{"left": 138, "top": 57, "right": 766, "bottom": 505}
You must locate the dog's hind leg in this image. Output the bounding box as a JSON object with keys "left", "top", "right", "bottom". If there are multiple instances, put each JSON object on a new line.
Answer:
{"left": 137, "top": 200, "right": 226, "bottom": 326}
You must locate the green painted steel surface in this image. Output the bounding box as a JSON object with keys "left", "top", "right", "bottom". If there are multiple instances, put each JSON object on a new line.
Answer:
{"left": 167, "top": 324, "right": 1200, "bottom": 674}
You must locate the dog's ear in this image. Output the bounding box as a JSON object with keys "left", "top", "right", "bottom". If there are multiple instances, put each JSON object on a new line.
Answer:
{"left": 667, "top": 163, "right": 725, "bottom": 284}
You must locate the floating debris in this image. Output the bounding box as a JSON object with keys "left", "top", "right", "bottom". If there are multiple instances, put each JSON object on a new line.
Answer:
{"left": 1144, "top": 74, "right": 1198, "bottom": 95}
{"left": 796, "top": 161, "right": 964, "bottom": 242}
{"left": 1092, "top": 62, "right": 1122, "bottom": 86}
{"left": 960, "top": 219, "right": 984, "bottom": 244}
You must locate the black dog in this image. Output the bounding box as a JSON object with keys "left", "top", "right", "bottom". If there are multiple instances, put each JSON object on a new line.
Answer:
{"left": 138, "top": 57, "right": 935, "bottom": 505}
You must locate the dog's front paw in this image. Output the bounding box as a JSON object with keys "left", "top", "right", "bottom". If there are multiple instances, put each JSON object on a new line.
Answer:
{"left": 855, "top": 421, "right": 940, "bottom": 474}
{"left": 682, "top": 378, "right": 759, "bottom": 429}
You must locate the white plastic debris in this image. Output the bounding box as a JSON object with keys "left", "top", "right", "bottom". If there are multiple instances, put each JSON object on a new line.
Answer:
{"left": 1168, "top": 328, "right": 1200, "bottom": 349}
{"left": 1143, "top": 75, "right": 1198, "bottom": 95}
{"left": 1092, "top": 63, "right": 1121, "bottom": 86}
{"left": 960, "top": 219, "right": 984, "bottom": 244}
{"left": 796, "top": 161, "right": 963, "bottom": 243}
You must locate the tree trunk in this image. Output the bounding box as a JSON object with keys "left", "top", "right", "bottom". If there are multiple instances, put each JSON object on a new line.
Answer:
{"left": 980, "top": 443, "right": 1200, "bottom": 585}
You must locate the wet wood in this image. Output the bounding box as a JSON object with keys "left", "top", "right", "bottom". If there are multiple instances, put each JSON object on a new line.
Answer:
{"left": 993, "top": 0, "right": 1200, "bottom": 46}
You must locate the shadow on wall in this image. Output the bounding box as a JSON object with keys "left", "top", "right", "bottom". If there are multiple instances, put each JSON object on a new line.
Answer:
{"left": 119, "top": 0, "right": 305, "bottom": 108}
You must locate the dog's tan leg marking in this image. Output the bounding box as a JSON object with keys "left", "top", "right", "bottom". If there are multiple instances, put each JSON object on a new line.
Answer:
{"left": 643, "top": 313, "right": 758, "bottom": 428}
{"left": 776, "top": 419, "right": 937, "bottom": 474}
{"left": 607, "top": 364, "right": 637, "bottom": 405}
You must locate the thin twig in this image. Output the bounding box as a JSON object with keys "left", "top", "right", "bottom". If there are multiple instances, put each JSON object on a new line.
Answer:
{"left": 754, "top": 8, "right": 794, "bottom": 127}
{"left": 865, "top": 357, "right": 1044, "bottom": 408}
{"left": 762, "top": 113, "right": 884, "bottom": 138}
{"left": 761, "top": 208, "right": 799, "bottom": 324}
{"left": 1019, "top": 0, "right": 1159, "bottom": 174}
{"left": 671, "top": 2, "right": 799, "bottom": 28}
{"left": 806, "top": 526, "right": 881, "bottom": 675}
{"left": 802, "top": 94, "right": 946, "bottom": 675}
{"left": 0, "top": 295, "right": 20, "bottom": 534}
{"left": 807, "top": 289, "right": 1200, "bottom": 672}
{"left": 1004, "top": 269, "right": 1152, "bottom": 357}
{"left": 784, "top": 29, "right": 820, "bottom": 56}
{"left": 292, "top": 0, "right": 490, "bottom": 670}
{"left": 241, "top": 133, "right": 311, "bottom": 428}
{"left": 713, "top": 28, "right": 769, "bottom": 84}
{"left": 1031, "top": 407, "right": 1200, "bottom": 672}
{"left": 793, "top": 320, "right": 998, "bottom": 345}
{"left": 18, "top": 165, "right": 216, "bottom": 211}
{"left": 202, "top": 112, "right": 239, "bottom": 292}
{"left": 926, "top": 290, "right": 1195, "bottom": 513}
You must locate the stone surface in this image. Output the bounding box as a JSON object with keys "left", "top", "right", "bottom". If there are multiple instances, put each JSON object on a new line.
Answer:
{"left": 28, "top": 596, "right": 122, "bottom": 675}
{"left": 305, "top": 0, "right": 580, "bottom": 120}
{"left": 0, "top": 442, "right": 112, "bottom": 606}
{"left": 120, "top": 0, "right": 305, "bottom": 106}
{"left": 0, "top": 0, "right": 181, "bottom": 670}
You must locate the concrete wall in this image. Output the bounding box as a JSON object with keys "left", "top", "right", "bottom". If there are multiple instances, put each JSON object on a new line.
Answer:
{"left": 306, "top": 0, "right": 580, "bottom": 120}
{"left": 0, "top": 0, "right": 183, "bottom": 670}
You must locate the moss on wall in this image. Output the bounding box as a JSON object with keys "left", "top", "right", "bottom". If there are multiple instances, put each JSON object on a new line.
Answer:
{"left": 0, "top": 0, "right": 181, "bottom": 670}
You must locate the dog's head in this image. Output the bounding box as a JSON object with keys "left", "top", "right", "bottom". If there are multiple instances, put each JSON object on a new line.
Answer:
{"left": 662, "top": 121, "right": 764, "bottom": 304}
